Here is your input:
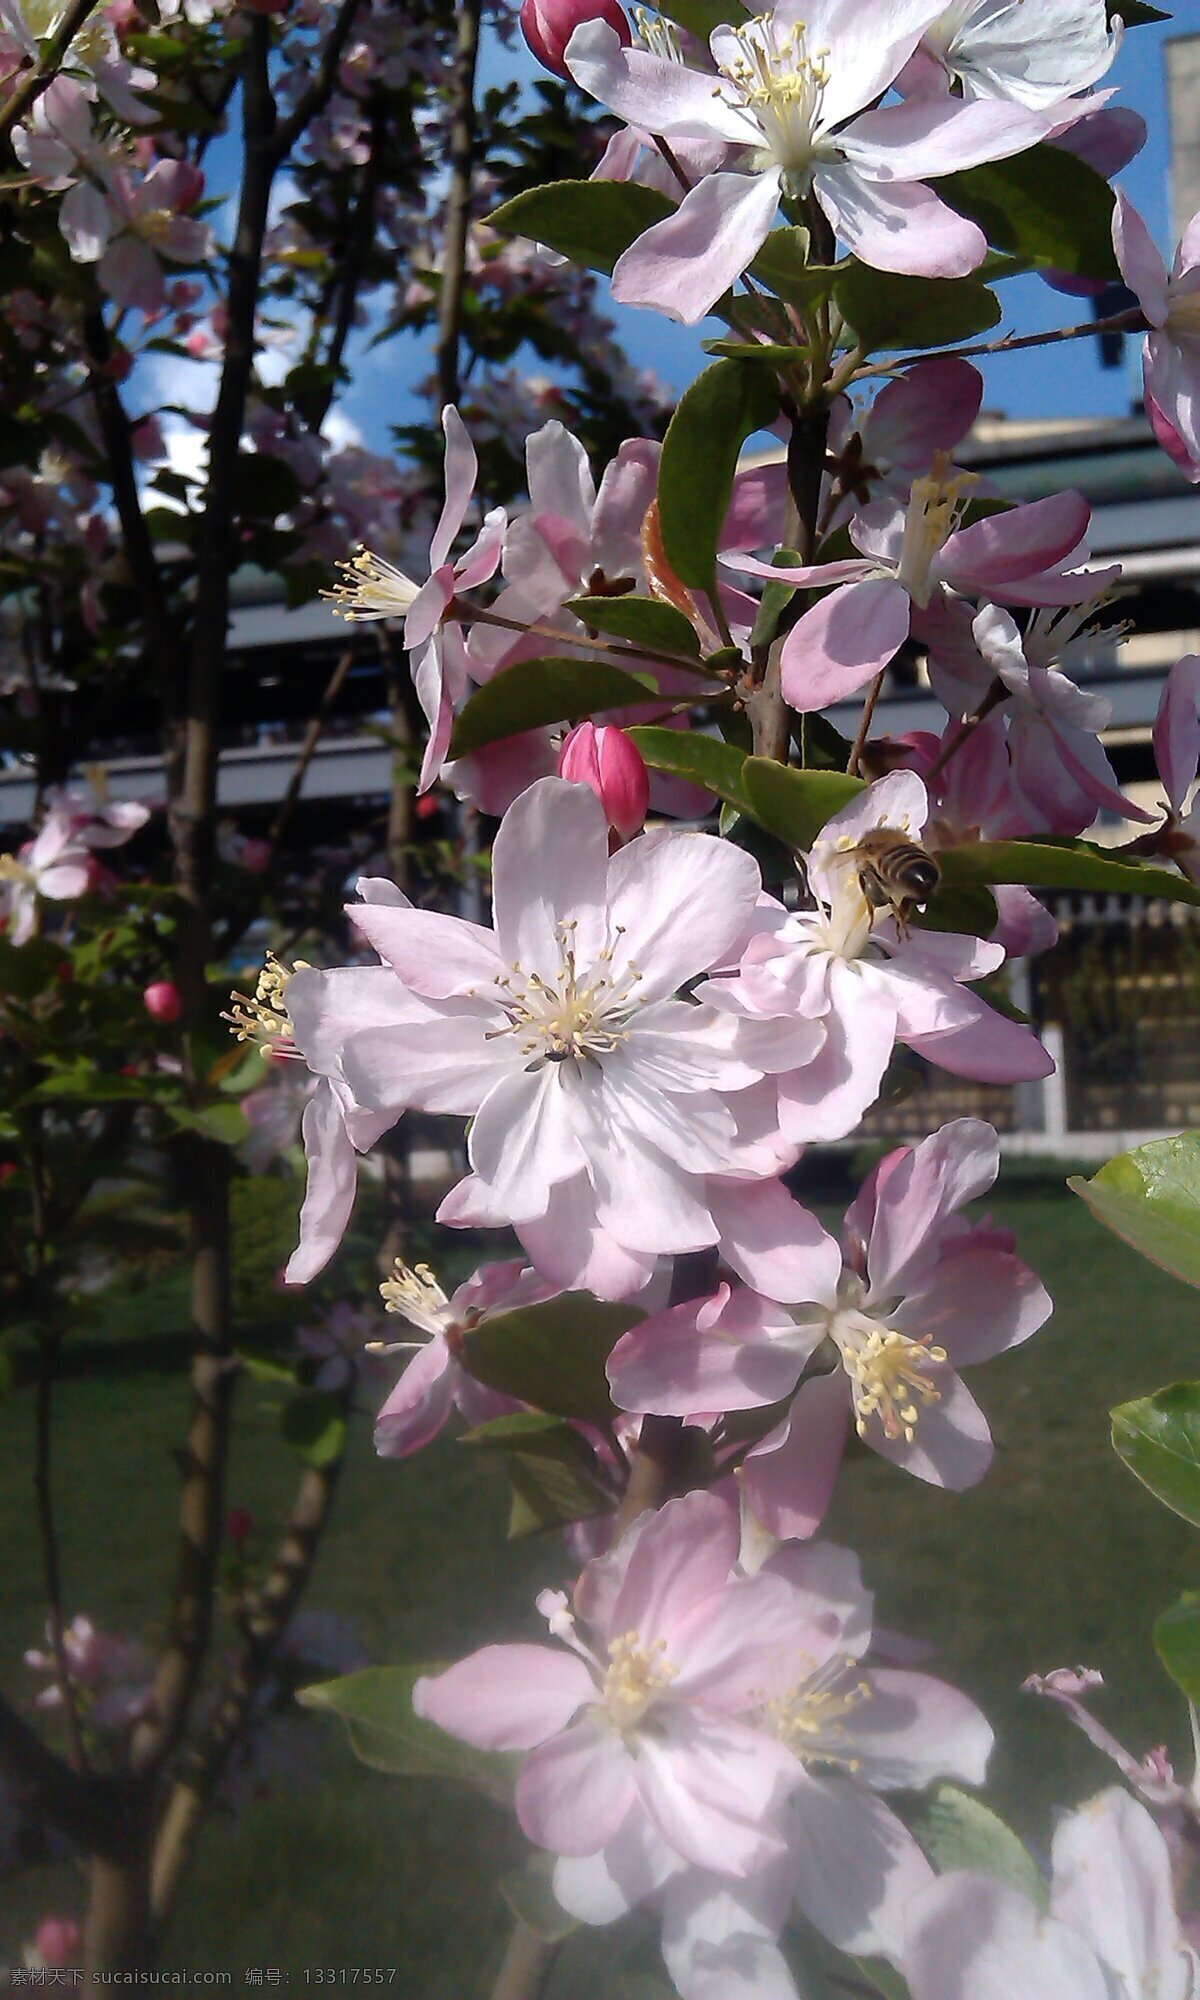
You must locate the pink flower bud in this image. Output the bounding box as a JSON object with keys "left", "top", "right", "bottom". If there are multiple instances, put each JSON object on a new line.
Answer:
{"left": 519, "top": 0, "right": 630, "bottom": 78}
{"left": 143, "top": 981, "right": 183, "bottom": 1023}
{"left": 34, "top": 1919, "right": 81, "bottom": 1967}
{"left": 558, "top": 723, "right": 649, "bottom": 842}
{"left": 237, "top": 837, "right": 273, "bottom": 873}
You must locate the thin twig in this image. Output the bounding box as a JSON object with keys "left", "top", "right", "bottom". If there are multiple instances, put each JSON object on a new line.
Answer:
{"left": 847, "top": 668, "right": 885, "bottom": 775}
{"left": 0, "top": 0, "right": 103, "bottom": 147}
{"left": 267, "top": 647, "right": 354, "bottom": 848}
{"left": 862, "top": 304, "right": 1146, "bottom": 377}
{"left": 436, "top": 0, "right": 482, "bottom": 407}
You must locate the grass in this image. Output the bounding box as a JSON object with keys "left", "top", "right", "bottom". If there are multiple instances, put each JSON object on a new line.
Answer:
{"left": 1, "top": 1166, "right": 1198, "bottom": 1990}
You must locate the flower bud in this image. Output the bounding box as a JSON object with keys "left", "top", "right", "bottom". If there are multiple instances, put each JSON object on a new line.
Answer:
{"left": 33, "top": 1919, "right": 82, "bottom": 1967}
{"left": 519, "top": 0, "right": 631, "bottom": 78}
{"left": 226, "top": 1507, "right": 255, "bottom": 1548}
{"left": 558, "top": 722, "right": 649, "bottom": 842}
{"left": 143, "top": 980, "right": 183, "bottom": 1023}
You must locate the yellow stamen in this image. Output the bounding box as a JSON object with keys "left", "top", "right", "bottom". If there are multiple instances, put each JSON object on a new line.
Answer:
{"left": 322, "top": 546, "right": 421, "bottom": 622}
{"left": 602, "top": 1630, "right": 677, "bottom": 1733}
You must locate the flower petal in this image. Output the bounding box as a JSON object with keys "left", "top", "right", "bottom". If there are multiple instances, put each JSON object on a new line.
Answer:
{"left": 414, "top": 1644, "right": 593, "bottom": 1750}
{"left": 612, "top": 169, "right": 783, "bottom": 326}
{"left": 780, "top": 578, "right": 911, "bottom": 711}
{"left": 517, "top": 1715, "right": 639, "bottom": 1855}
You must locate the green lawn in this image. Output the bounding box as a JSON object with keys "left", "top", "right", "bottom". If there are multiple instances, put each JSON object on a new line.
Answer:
{"left": 1, "top": 1167, "right": 1197, "bottom": 1991}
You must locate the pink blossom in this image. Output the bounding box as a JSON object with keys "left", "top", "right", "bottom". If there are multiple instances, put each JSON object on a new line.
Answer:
{"left": 823, "top": 358, "right": 984, "bottom": 530}
{"left": 559, "top": 722, "right": 650, "bottom": 842}
{"left": 416, "top": 1492, "right": 824, "bottom": 1876}
{"left": 610, "top": 1118, "right": 1050, "bottom": 1534}
{"left": 904, "top": 1789, "right": 1199, "bottom": 2000}
{"left": 372, "top": 1259, "right": 558, "bottom": 1456}
{"left": 702, "top": 774, "right": 1052, "bottom": 1156}
{"left": 1149, "top": 655, "right": 1200, "bottom": 880}
{"left": 731, "top": 479, "right": 1112, "bottom": 711}
{"left": 29, "top": 1919, "right": 81, "bottom": 1969}
{"left": 327, "top": 778, "right": 799, "bottom": 1295}
{"left": 1113, "top": 193, "right": 1200, "bottom": 482}
{"left": 0, "top": 802, "right": 92, "bottom": 944}
{"left": 901, "top": 0, "right": 1120, "bottom": 108}
{"left": 565, "top": 5, "right": 1047, "bottom": 324}
{"left": 25, "top": 1614, "right": 153, "bottom": 1730}
{"left": 323, "top": 406, "right": 505, "bottom": 788}
{"left": 521, "top": 0, "right": 630, "bottom": 78}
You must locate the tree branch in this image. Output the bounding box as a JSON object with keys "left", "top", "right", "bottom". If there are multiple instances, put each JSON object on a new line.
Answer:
{"left": 0, "top": 1691, "right": 128, "bottom": 1858}
{"left": 270, "top": 0, "right": 365, "bottom": 164}
{"left": 435, "top": 0, "right": 482, "bottom": 408}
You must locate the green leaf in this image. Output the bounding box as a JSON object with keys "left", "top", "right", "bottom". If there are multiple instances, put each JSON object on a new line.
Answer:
{"left": 166, "top": 1103, "right": 250, "bottom": 1146}
{"left": 1154, "top": 1593, "right": 1200, "bottom": 1701}
{"left": 1114, "top": 1, "right": 1169, "bottom": 23}
{"left": 916, "top": 883, "right": 999, "bottom": 938}
{"left": 659, "top": 360, "right": 780, "bottom": 591}
{"left": 702, "top": 340, "right": 811, "bottom": 366}
{"left": 749, "top": 232, "right": 841, "bottom": 309}
{"left": 912, "top": 1786, "right": 1046, "bottom": 1908}
{"left": 461, "top": 1412, "right": 613, "bottom": 1539}
{"left": 1111, "top": 1384, "right": 1200, "bottom": 1527}
{"left": 565, "top": 594, "right": 701, "bottom": 659}
{"left": 940, "top": 840, "right": 1200, "bottom": 909}
{"left": 279, "top": 1390, "right": 348, "bottom": 1470}
{"left": 741, "top": 758, "right": 863, "bottom": 849}
{"left": 852, "top": 1961, "right": 912, "bottom": 2000}
{"left": 1070, "top": 1133, "right": 1200, "bottom": 1289}
{"left": 299, "top": 1665, "right": 516, "bottom": 1805}
{"left": 625, "top": 726, "right": 750, "bottom": 813}
{"left": 462, "top": 1293, "right": 640, "bottom": 1425}
{"left": 487, "top": 180, "right": 673, "bottom": 276}
{"left": 448, "top": 658, "right": 659, "bottom": 758}
{"left": 656, "top": 0, "right": 745, "bottom": 35}
{"left": 499, "top": 1859, "right": 578, "bottom": 1944}
{"left": 833, "top": 267, "right": 1001, "bottom": 351}
{"left": 939, "top": 146, "right": 1118, "bottom": 281}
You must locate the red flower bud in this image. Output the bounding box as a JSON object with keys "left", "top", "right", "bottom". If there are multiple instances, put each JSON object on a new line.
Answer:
{"left": 34, "top": 1919, "right": 82, "bottom": 1967}
{"left": 143, "top": 981, "right": 183, "bottom": 1023}
{"left": 558, "top": 722, "right": 649, "bottom": 843}
{"left": 519, "top": 0, "right": 630, "bottom": 78}
{"left": 226, "top": 1507, "right": 255, "bottom": 1548}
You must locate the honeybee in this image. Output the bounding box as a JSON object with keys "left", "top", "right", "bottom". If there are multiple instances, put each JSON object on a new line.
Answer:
{"left": 853, "top": 827, "right": 942, "bottom": 929}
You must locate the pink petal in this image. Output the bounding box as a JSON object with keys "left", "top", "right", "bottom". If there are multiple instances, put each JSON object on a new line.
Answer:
{"left": 605, "top": 827, "right": 763, "bottom": 1003}
{"left": 893, "top": 1244, "right": 1051, "bottom": 1367}
{"left": 374, "top": 1338, "right": 456, "bottom": 1457}
{"left": 428, "top": 405, "right": 477, "bottom": 571}
{"left": 1051, "top": 1788, "right": 1188, "bottom": 1999}
{"left": 843, "top": 95, "right": 1049, "bottom": 182}
{"left": 904, "top": 1872, "right": 1111, "bottom": 2000}
{"left": 789, "top": 1773, "right": 935, "bottom": 1960}
{"left": 906, "top": 997, "right": 1054, "bottom": 1084}
{"left": 565, "top": 21, "right": 754, "bottom": 146}
{"left": 468, "top": 1064, "right": 588, "bottom": 1220}
{"left": 816, "top": 168, "right": 987, "bottom": 278}
{"left": 776, "top": 975, "right": 897, "bottom": 1145}
{"left": 742, "top": 1372, "right": 850, "bottom": 1542}
{"left": 414, "top": 1644, "right": 593, "bottom": 1750}
{"left": 780, "top": 578, "right": 911, "bottom": 712}
{"left": 939, "top": 489, "right": 1092, "bottom": 590}
{"left": 709, "top": 1177, "right": 843, "bottom": 1305}
{"left": 516, "top": 1172, "right": 658, "bottom": 1299}
{"left": 517, "top": 1715, "right": 638, "bottom": 1855}
{"left": 612, "top": 169, "right": 783, "bottom": 326}
{"left": 284, "top": 1083, "right": 360, "bottom": 1285}
{"left": 1112, "top": 190, "right": 1169, "bottom": 326}
{"left": 839, "top": 1668, "right": 993, "bottom": 1790}
{"left": 634, "top": 1710, "right": 794, "bottom": 1875}
{"left": 491, "top": 776, "right": 610, "bottom": 971}
{"left": 868, "top": 357, "right": 983, "bottom": 470}
{"left": 1154, "top": 654, "right": 1200, "bottom": 815}
{"left": 865, "top": 1117, "right": 999, "bottom": 1295}
{"left": 865, "top": 1368, "right": 994, "bottom": 1489}
{"left": 347, "top": 904, "right": 500, "bottom": 996}
{"left": 607, "top": 1288, "right": 808, "bottom": 1418}
{"left": 611, "top": 1490, "right": 739, "bottom": 1647}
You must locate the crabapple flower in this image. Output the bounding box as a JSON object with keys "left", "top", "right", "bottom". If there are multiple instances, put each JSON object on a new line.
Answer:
{"left": 609, "top": 1118, "right": 1050, "bottom": 1535}
{"left": 0, "top": 807, "right": 92, "bottom": 944}
{"left": 25, "top": 1615, "right": 153, "bottom": 1731}
{"left": 1150, "top": 655, "right": 1200, "bottom": 879}
{"left": 324, "top": 405, "right": 505, "bottom": 788}
{"left": 27, "top": 1919, "right": 82, "bottom": 1970}
{"left": 372, "top": 1259, "right": 558, "bottom": 1457}
{"left": 903, "top": 0, "right": 1120, "bottom": 108}
{"left": 521, "top": 0, "right": 630, "bottom": 78}
{"left": 1113, "top": 194, "right": 1200, "bottom": 482}
{"left": 971, "top": 602, "right": 1152, "bottom": 829}
{"left": 416, "top": 1493, "right": 835, "bottom": 1878}
{"left": 566, "top": 4, "right": 1048, "bottom": 323}
{"left": 823, "top": 357, "right": 984, "bottom": 530}
{"left": 702, "top": 774, "right": 1052, "bottom": 1151}
{"left": 558, "top": 722, "right": 649, "bottom": 842}
{"left": 329, "top": 778, "right": 800, "bottom": 1296}
{"left": 731, "top": 477, "right": 1106, "bottom": 710}
{"left": 903, "top": 1789, "right": 1200, "bottom": 2000}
